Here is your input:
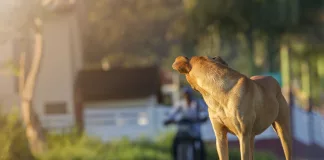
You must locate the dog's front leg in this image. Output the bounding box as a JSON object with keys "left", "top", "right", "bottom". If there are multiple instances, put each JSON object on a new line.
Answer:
{"left": 239, "top": 134, "right": 251, "bottom": 160}
{"left": 250, "top": 135, "right": 255, "bottom": 160}
{"left": 215, "top": 130, "right": 228, "bottom": 160}
{"left": 210, "top": 117, "right": 229, "bottom": 160}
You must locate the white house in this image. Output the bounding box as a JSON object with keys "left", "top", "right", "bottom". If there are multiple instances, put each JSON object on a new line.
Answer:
{"left": 0, "top": 0, "right": 179, "bottom": 137}
{"left": 0, "top": 0, "right": 85, "bottom": 131}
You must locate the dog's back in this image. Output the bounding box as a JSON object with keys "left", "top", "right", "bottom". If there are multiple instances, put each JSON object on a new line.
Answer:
{"left": 248, "top": 75, "right": 287, "bottom": 134}
{"left": 250, "top": 75, "right": 282, "bottom": 96}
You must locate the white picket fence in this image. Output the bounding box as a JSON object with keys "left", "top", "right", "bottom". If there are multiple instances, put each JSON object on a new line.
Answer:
{"left": 292, "top": 104, "right": 324, "bottom": 148}
{"left": 201, "top": 103, "right": 324, "bottom": 148}
{"left": 41, "top": 114, "right": 74, "bottom": 133}
{"left": 40, "top": 103, "right": 324, "bottom": 148}
{"left": 83, "top": 106, "right": 155, "bottom": 141}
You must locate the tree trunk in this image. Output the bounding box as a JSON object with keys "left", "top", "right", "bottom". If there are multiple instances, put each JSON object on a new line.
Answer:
{"left": 227, "top": 34, "right": 238, "bottom": 62}
{"left": 317, "top": 54, "right": 324, "bottom": 101}
{"left": 280, "top": 43, "right": 291, "bottom": 98}
{"left": 267, "top": 32, "right": 279, "bottom": 72}
{"left": 19, "top": 18, "right": 47, "bottom": 155}
{"left": 246, "top": 28, "right": 255, "bottom": 76}
{"left": 21, "top": 99, "right": 46, "bottom": 155}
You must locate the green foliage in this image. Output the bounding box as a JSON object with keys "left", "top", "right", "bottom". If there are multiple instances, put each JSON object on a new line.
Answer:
{"left": 39, "top": 132, "right": 175, "bottom": 160}
{"left": 38, "top": 130, "right": 276, "bottom": 160}
{"left": 183, "top": 0, "right": 311, "bottom": 38}
{"left": 0, "top": 111, "right": 34, "bottom": 160}
{"left": 84, "top": 0, "right": 184, "bottom": 67}
{"left": 206, "top": 147, "right": 276, "bottom": 160}
{"left": 0, "top": 111, "right": 275, "bottom": 160}
{"left": 39, "top": 132, "right": 103, "bottom": 160}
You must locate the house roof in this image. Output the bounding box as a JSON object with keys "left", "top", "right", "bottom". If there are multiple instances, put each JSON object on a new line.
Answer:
{"left": 75, "top": 66, "right": 162, "bottom": 102}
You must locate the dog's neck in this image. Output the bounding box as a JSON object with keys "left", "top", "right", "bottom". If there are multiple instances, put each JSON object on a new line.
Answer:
{"left": 188, "top": 61, "right": 244, "bottom": 108}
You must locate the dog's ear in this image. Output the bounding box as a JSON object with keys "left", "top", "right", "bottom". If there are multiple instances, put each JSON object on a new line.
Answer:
{"left": 172, "top": 56, "right": 191, "bottom": 74}
{"left": 212, "top": 56, "right": 228, "bottom": 66}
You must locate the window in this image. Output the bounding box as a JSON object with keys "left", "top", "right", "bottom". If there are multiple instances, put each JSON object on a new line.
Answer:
{"left": 44, "top": 102, "right": 67, "bottom": 114}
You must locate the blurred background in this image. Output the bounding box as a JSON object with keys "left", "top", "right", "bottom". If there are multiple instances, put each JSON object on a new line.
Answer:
{"left": 0, "top": 0, "right": 323, "bottom": 159}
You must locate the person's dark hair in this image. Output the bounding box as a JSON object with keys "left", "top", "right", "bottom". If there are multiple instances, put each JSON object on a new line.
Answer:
{"left": 182, "top": 86, "right": 193, "bottom": 101}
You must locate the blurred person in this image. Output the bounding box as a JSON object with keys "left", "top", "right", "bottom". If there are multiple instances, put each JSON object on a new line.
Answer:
{"left": 164, "top": 86, "right": 209, "bottom": 160}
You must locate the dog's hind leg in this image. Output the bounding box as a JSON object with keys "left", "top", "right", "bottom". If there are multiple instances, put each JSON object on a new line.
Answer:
{"left": 272, "top": 94, "right": 293, "bottom": 160}
{"left": 272, "top": 120, "right": 292, "bottom": 160}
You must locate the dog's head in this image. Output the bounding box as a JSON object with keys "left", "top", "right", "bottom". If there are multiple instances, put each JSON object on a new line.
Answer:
{"left": 172, "top": 56, "right": 228, "bottom": 74}
{"left": 172, "top": 56, "right": 192, "bottom": 74}
{"left": 172, "top": 55, "right": 229, "bottom": 95}
{"left": 211, "top": 56, "right": 228, "bottom": 66}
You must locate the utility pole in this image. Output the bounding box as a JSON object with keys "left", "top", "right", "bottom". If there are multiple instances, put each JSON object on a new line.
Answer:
{"left": 246, "top": 28, "right": 255, "bottom": 76}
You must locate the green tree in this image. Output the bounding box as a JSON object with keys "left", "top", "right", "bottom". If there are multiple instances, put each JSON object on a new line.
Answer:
{"left": 84, "top": 0, "right": 184, "bottom": 68}
{"left": 1, "top": 0, "right": 91, "bottom": 155}
{"left": 180, "top": 0, "right": 324, "bottom": 107}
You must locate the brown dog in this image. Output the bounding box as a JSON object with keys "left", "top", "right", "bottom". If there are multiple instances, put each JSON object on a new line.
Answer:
{"left": 172, "top": 56, "right": 292, "bottom": 160}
